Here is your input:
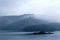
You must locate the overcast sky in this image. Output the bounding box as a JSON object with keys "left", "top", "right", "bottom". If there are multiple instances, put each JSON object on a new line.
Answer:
{"left": 0, "top": 0, "right": 60, "bottom": 22}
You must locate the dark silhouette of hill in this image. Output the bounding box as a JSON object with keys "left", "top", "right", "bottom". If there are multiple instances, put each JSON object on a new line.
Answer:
{"left": 0, "top": 14, "right": 60, "bottom": 32}
{"left": 3, "top": 14, "right": 47, "bottom": 31}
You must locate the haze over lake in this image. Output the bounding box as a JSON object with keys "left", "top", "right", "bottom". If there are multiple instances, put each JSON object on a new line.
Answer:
{"left": 0, "top": 0, "right": 60, "bottom": 40}
{"left": 0, "top": 31, "right": 60, "bottom": 40}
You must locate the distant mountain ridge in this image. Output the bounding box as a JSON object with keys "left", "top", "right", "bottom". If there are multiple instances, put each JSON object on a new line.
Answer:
{"left": 0, "top": 14, "right": 60, "bottom": 32}
{"left": 0, "top": 14, "right": 34, "bottom": 29}
{"left": 2, "top": 14, "right": 47, "bottom": 31}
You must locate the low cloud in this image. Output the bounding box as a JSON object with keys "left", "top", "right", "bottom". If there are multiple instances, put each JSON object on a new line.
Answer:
{"left": 0, "top": 0, "right": 60, "bottom": 22}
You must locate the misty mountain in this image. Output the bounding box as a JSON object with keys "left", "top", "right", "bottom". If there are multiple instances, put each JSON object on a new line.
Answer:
{"left": 0, "top": 14, "right": 34, "bottom": 29}
{"left": 0, "top": 14, "right": 60, "bottom": 32}
{"left": 47, "top": 23, "right": 60, "bottom": 31}
{"left": 3, "top": 14, "right": 47, "bottom": 31}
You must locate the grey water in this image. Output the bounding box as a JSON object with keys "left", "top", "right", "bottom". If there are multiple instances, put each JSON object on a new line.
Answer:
{"left": 0, "top": 31, "right": 60, "bottom": 40}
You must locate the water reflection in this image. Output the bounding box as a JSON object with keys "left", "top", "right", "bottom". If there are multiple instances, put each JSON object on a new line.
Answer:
{"left": 0, "top": 31, "right": 60, "bottom": 40}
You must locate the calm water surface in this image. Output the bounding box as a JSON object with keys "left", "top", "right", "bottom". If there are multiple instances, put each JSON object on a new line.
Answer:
{"left": 0, "top": 31, "right": 60, "bottom": 40}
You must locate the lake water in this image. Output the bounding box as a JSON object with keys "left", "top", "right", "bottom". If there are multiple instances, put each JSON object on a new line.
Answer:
{"left": 0, "top": 31, "right": 60, "bottom": 40}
